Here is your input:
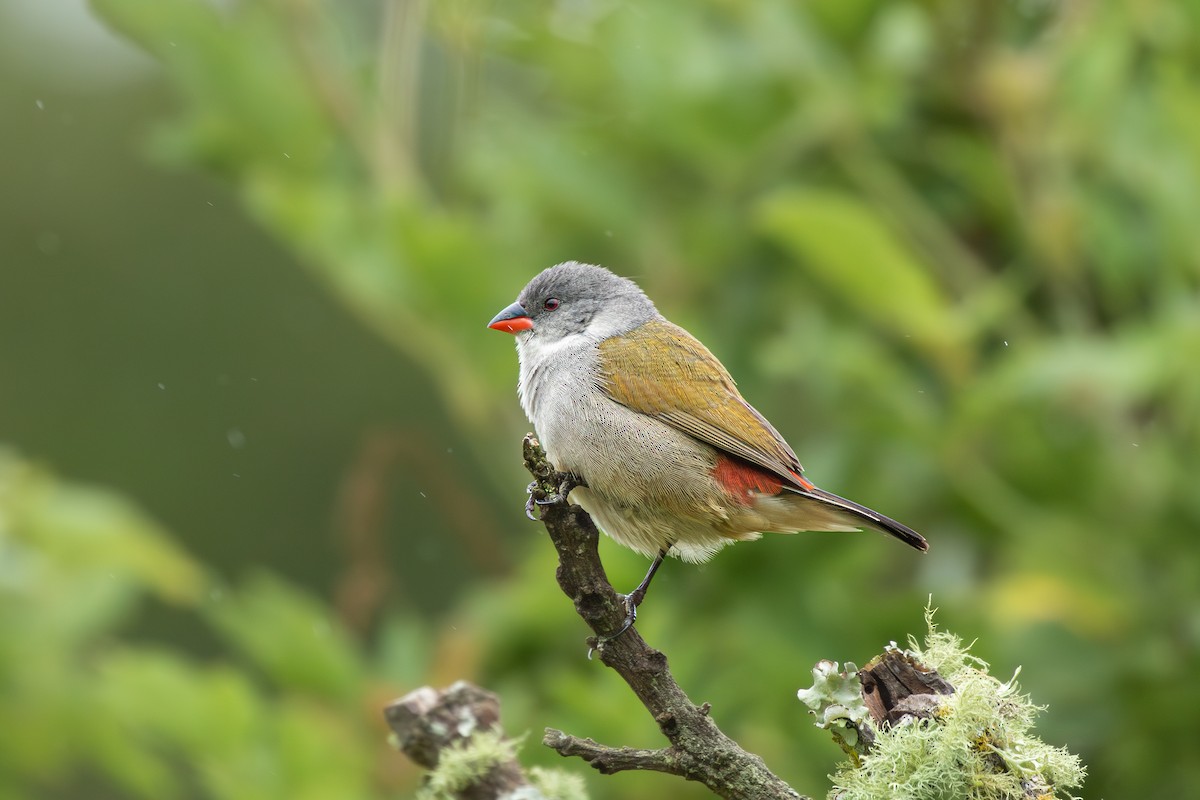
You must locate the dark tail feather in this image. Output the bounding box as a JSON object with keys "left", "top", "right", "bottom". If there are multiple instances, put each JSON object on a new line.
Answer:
{"left": 788, "top": 485, "right": 929, "bottom": 552}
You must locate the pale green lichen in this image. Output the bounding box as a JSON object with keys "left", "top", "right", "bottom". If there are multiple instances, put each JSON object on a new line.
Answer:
{"left": 414, "top": 733, "right": 589, "bottom": 800}
{"left": 797, "top": 660, "right": 870, "bottom": 753}
{"left": 816, "top": 609, "right": 1087, "bottom": 800}
{"left": 528, "top": 766, "right": 590, "bottom": 800}
{"left": 416, "top": 731, "right": 521, "bottom": 800}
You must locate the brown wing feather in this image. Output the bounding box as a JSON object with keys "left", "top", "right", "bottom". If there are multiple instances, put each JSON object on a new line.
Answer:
{"left": 598, "top": 320, "right": 806, "bottom": 484}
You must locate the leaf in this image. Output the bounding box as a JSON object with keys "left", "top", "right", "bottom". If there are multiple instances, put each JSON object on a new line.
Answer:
{"left": 0, "top": 450, "right": 206, "bottom": 607}
{"left": 206, "top": 574, "right": 362, "bottom": 700}
{"left": 756, "top": 188, "right": 968, "bottom": 372}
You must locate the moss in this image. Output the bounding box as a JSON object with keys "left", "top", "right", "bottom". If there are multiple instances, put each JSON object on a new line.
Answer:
{"left": 818, "top": 610, "right": 1086, "bottom": 800}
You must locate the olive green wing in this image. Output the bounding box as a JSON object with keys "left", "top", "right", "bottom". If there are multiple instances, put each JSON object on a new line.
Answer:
{"left": 597, "top": 319, "right": 806, "bottom": 483}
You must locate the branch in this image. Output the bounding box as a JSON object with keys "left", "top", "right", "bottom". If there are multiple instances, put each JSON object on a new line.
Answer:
{"left": 522, "top": 434, "right": 805, "bottom": 800}
{"left": 384, "top": 680, "right": 539, "bottom": 799}
{"left": 859, "top": 649, "right": 955, "bottom": 728}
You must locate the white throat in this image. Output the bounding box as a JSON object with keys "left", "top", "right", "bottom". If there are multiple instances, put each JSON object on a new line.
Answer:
{"left": 514, "top": 330, "right": 597, "bottom": 426}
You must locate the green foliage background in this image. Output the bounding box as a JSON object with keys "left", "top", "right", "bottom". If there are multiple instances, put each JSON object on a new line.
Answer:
{"left": 3, "top": 0, "right": 1198, "bottom": 797}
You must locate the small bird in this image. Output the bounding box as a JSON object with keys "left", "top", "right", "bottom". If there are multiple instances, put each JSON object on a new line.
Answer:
{"left": 489, "top": 262, "right": 927, "bottom": 637}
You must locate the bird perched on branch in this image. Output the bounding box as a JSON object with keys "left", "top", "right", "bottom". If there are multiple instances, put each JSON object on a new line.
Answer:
{"left": 489, "top": 262, "right": 927, "bottom": 638}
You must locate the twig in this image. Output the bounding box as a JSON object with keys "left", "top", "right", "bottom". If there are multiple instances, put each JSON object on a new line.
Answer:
{"left": 544, "top": 729, "right": 680, "bottom": 775}
{"left": 522, "top": 434, "right": 805, "bottom": 800}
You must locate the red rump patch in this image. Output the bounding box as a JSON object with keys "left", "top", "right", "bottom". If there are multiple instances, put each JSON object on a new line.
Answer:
{"left": 712, "top": 456, "right": 784, "bottom": 503}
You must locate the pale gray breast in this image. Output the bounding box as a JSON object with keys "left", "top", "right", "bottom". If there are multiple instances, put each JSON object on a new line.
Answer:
{"left": 516, "top": 333, "right": 716, "bottom": 503}
{"left": 516, "top": 333, "right": 597, "bottom": 432}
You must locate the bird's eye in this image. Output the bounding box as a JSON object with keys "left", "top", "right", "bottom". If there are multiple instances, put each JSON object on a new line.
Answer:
{"left": 543, "top": 298, "right": 561, "bottom": 311}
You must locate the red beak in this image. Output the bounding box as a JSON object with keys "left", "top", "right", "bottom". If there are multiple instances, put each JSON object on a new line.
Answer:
{"left": 488, "top": 302, "right": 533, "bottom": 334}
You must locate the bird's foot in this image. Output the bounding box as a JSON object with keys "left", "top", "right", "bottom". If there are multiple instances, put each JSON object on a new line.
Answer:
{"left": 587, "top": 549, "right": 666, "bottom": 657}
{"left": 588, "top": 595, "right": 639, "bottom": 658}
{"left": 524, "top": 481, "right": 543, "bottom": 520}
{"left": 588, "top": 587, "right": 647, "bottom": 657}
{"left": 611, "top": 593, "right": 642, "bottom": 639}
{"left": 524, "top": 473, "right": 586, "bottom": 520}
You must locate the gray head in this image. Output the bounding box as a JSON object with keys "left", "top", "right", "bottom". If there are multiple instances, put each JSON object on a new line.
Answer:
{"left": 489, "top": 262, "right": 660, "bottom": 342}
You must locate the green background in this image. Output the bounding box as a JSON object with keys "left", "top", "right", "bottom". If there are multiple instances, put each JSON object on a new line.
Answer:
{"left": 2, "top": 1, "right": 1197, "bottom": 797}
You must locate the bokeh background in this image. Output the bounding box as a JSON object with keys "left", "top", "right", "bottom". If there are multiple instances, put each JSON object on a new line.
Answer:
{"left": 3, "top": 1, "right": 1198, "bottom": 797}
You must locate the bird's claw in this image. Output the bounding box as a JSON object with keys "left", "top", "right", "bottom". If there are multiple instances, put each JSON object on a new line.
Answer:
{"left": 589, "top": 594, "right": 638, "bottom": 658}
{"left": 587, "top": 550, "right": 663, "bottom": 656}
{"left": 613, "top": 594, "right": 639, "bottom": 637}
{"left": 525, "top": 483, "right": 563, "bottom": 520}
{"left": 524, "top": 481, "right": 542, "bottom": 520}
{"left": 524, "top": 474, "right": 585, "bottom": 520}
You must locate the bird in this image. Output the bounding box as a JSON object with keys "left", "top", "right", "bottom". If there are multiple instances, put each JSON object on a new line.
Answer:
{"left": 488, "top": 261, "right": 927, "bottom": 638}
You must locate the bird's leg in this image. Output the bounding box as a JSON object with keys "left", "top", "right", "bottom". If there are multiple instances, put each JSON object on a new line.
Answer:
{"left": 598, "top": 548, "right": 668, "bottom": 644}
{"left": 525, "top": 473, "right": 587, "bottom": 520}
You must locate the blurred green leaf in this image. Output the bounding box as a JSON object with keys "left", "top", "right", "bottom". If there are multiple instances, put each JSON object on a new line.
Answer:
{"left": 1, "top": 461, "right": 206, "bottom": 608}
{"left": 756, "top": 188, "right": 967, "bottom": 373}
{"left": 0, "top": 451, "right": 394, "bottom": 799}
{"left": 207, "top": 574, "right": 363, "bottom": 701}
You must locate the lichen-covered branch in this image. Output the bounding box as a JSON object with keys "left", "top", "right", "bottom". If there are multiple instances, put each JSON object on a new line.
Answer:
{"left": 522, "top": 434, "right": 805, "bottom": 800}
{"left": 798, "top": 617, "right": 1087, "bottom": 800}
{"left": 384, "top": 680, "right": 541, "bottom": 799}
